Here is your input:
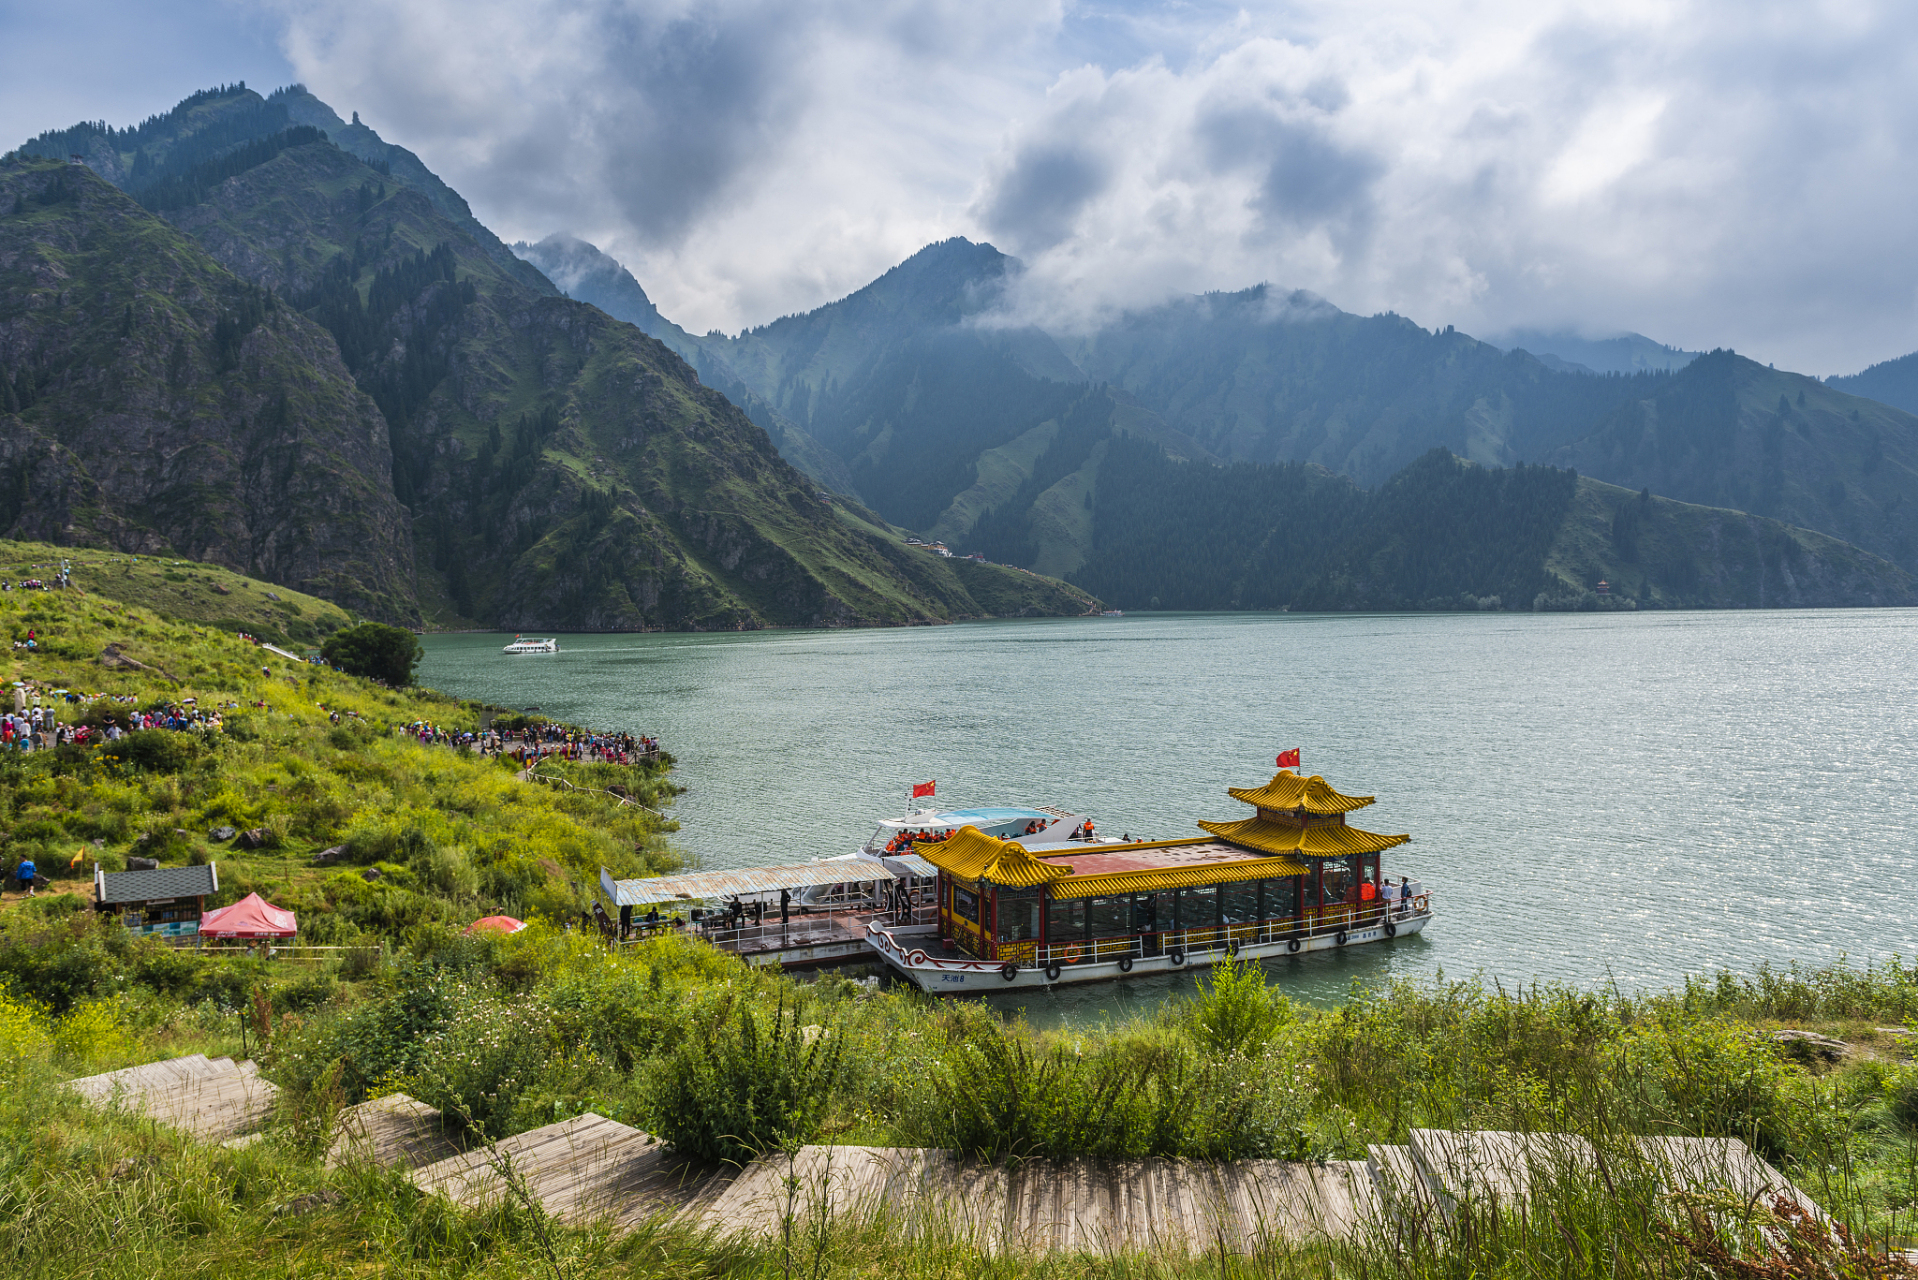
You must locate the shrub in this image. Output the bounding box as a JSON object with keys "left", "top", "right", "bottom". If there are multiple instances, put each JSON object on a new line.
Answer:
{"left": 408, "top": 994, "right": 553, "bottom": 1137}
{"left": 320, "top": 622, "right": 422, "bottom": 686}
{"left": 106, "top": 729, "right": 192, "bottom": 773}
{"left": 643, "top": 989, "right": 843, "bottom": 1164}
{"left": 1186, "top": 955, "right": 1293, "bottom": 1055}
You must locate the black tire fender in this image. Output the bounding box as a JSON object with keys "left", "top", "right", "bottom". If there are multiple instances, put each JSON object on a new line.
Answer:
{"left": 1117, "top": 955, "right": 1134, "bottom": 973}
{"left": 1335, "top": 930, "right": 1349, "bottom": 947}
{"left": 1168, "top": 948, "right": 1186, "bottom": 967}
{"left": 1000, "top": 963, "right": 1018, "bottom": 981}
{"left": 1045, "top": 962, "right": 1062, "bottom": 982}
{"left": 1287, "top": 937, "right": 1302, "bottom": 954}
{"left": 1384, "top": 920, "right": 1397, "bottom": 939}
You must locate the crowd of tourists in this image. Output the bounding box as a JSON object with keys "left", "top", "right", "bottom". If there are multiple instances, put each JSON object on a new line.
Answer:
{"left": 2, "top": 683, "right": 231, "bottom": 752}
{"left": 397, "top": 719, "right": 660, "bottom": 766}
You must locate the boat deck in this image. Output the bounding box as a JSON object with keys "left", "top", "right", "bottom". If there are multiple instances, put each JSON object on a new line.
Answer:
{"left": 627, "top": 908, "right": 910, "bottom": 969}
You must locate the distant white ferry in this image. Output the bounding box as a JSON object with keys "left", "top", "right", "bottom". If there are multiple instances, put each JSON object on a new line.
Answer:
{"left": 502, "top": 636, "right": 558, "bottom": 655}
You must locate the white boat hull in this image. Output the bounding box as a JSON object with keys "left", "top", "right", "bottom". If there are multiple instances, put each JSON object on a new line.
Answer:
{"left": 866, "top": 910, "right": 1433, "bottom": 993}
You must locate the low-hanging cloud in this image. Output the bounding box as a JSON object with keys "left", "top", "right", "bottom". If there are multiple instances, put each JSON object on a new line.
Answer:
{"left": 260, "top": 0, "right": 1918, "bottom": 371}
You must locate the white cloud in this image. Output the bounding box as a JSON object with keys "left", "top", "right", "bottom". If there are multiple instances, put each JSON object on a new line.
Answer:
{"left": 266, "top": 0, "right": 1918, "bottom": 371}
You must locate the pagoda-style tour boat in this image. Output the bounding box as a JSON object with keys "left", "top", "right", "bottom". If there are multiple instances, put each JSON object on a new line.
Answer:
{"left": 867, "top": 768, "right": 1432, "bottom": 992}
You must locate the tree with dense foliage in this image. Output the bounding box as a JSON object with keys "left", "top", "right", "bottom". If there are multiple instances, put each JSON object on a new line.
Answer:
{"left": 320, "top": 621, "right": 422, "bottom": 685}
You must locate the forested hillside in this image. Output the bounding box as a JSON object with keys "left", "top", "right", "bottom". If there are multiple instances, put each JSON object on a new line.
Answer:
{"left": 1072, "top": 440, "right": 1912, "bottom": 611}
{"left": 1549, "top": 350, "right": 1918, "bottom": 572}
{"left": 534, "top": 232, "right": 1918, "bottom": 607}
{"left": 0, "top": 159, "right": 416, "bottom": 622}
{"left": 5, "top": 88, "right": 1095, "bottom": 630}
{"left": 1826, "top": 349, "right": 1918, "bottom": 416}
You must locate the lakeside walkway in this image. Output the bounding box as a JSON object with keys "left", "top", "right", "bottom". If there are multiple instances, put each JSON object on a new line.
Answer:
{"left": 68, "top": 1056, "right": 1827, "bottom": 1256}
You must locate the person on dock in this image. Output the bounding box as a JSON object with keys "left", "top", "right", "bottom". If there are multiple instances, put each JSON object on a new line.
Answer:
{"left": 780, "top": 888, "right": 791, "bottom": 928}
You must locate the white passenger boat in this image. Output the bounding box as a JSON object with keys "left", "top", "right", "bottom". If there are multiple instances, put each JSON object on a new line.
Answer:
{"left": 867, "top": 768, "right": 1433, "bottom": 992}
{"left": 502, "top": 636, "right": 558, "bottom": 654}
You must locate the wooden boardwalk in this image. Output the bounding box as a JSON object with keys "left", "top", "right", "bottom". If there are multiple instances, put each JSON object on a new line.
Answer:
{"left": 72, "top": 1058, "right": 1826, "bottom": 1257}
{"left": 67, "top": 1053, "right": 277, "bottom": 1142}
{"left": 1368, "top": 1129, "right": 1817, "bottom": 1223}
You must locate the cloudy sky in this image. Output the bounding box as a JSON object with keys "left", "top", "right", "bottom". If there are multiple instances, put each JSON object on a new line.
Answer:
{"left": 6, "top": 0, "right": 1917, "bottom": 373}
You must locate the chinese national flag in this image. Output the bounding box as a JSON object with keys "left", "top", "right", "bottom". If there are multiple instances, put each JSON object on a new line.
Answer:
{"left": 912, "top": 780, "right": 936, "bottom": 799}
{"left": 1276, "top": 748, "right": 1301, "bottom": 769}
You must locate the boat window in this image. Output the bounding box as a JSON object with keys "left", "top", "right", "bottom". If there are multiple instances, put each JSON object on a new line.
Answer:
{"left": 1178, "top": 885, "right": 1219, "bottom": 930}
{"left": 1087, "top": 896, "right": 1129, "bottom": 937}
{"left": 1131, "top": 892, "right": 1171, "bottom": 933}
{"left": 996, "top": 889, "right": 1041, "bottom": 942}
{"left": 952, "top": 886, "right": 980, "bottom": 925}
{"left": 1046, "top": 897, "right": 1087, "bottom": 943}
{"left": 1320, "top": 861, "right": 1354, "bottom": 906}
{"left": 1222, "top": 882, "right": 1259, "bottom": 925}
{"left": 1264, "top": 877, "right": 1301, "bottom": 921}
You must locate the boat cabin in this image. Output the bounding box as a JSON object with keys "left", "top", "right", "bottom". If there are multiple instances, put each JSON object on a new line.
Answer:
{"left": 862, "top": 806, "right": 1085, "bottom": 856}
{"left": 921, "top": 771, "right": 1412, "bottom": 966}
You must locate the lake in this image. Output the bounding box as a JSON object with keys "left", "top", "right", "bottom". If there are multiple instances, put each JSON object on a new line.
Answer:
{"left": 418, "top": 610, "right": 1918, "bottom": 1025}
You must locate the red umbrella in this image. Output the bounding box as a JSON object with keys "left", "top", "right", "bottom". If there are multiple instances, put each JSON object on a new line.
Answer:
{"left": 199, "top": 892, "right": 298, "bottom": 939}
{"left": 464, "top": 915, "right": 527, "bottom": 935}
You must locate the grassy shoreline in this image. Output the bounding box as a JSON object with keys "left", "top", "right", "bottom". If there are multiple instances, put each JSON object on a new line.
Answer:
{"left": 2, "top": 940, "right": 1916, "bottom": 1276}
{"left": 2, "top": 548, "right": 1916, "bottom": 1275}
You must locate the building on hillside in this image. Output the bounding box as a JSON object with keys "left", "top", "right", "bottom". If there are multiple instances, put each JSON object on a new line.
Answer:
{"left": 94, "top": 864, "right": 219, "bottom": 943}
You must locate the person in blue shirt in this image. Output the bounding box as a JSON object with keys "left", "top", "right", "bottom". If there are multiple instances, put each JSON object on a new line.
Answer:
{"left": 13, "top": 857, "right": 36, "bottom": 896}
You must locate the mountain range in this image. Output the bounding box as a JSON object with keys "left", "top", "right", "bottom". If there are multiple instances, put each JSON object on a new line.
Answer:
{"left": 3, "top": 81, "right": 1914, "bottom": 626}
{"left": 516, "top": 233, "right": 1918, "bottom": 604}
{"left": 3, "top": 85, "right": 1094, "bottom": 629}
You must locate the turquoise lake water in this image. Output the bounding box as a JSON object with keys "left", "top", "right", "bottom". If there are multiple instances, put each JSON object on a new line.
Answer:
{"left": 418, "top": 610, "right": 1918, "bottom": 1025}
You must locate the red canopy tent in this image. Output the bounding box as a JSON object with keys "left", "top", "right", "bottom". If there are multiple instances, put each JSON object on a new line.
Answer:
{"left": 464, "top": 915, "right": 527, "bottom": 935}
{"left": 198, "top": 892, "right": 298, "bottom": 939}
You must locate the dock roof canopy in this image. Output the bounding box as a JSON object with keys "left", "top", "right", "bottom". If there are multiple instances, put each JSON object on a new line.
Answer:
{"left": 920, "top": 827, "right": 1072, "bottom": 889}
{"left": 1228, "top": 770, "right": 1375, "bottom": 814}
{"left": 1198, "top": 816, "right": 1409, "bottom": 857}
{"left": 600, "top": 861, "right": 897, "bottom": 908}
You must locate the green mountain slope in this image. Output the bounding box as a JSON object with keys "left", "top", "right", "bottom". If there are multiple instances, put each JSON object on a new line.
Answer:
{"left": 268, "top": 85, "right": 559, "bottom": 300}
{"left": 0, "top": 158, "right": 417, "bottom": 622}
{"left": 1064, "top": 286, "right": 1661, "bottom": 483}
{"left": 10, "top": 87, "right": 1092, "bottom": 630}
{"left": 1484, "top": 328, "right": 1703, "bottom": 375}
{"left": 1548, "top": 350, "right": 1918, "bottom": 571}
{"left": 0, "top": 537, "right": 351, "bottom": 645}
{"left": 1826, "top": 350, "right": 1918, "bottom": 416}
{"left": 1071, "top": 440, "right": 1912, "bottom": 611}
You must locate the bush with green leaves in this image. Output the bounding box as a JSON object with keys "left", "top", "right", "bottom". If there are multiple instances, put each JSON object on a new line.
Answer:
{"left": 319, "top": 621, "right": 423, "bottom": 686}
{"left": 911, "top": 1018, "right": 1313, "bottom": 1163}
{"left": 642, "top": 987, "right": 844, "bottom": 1164}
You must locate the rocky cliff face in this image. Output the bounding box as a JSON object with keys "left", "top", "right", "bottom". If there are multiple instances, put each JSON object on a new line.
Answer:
{"left": 0, "top": 159, "right": 417, "bottom": 622}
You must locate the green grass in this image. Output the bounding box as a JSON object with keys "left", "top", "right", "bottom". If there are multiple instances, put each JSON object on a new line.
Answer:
{"left": 3, "top": 947, "right": 1917, "bottom": 1277}
{"left": 0, "top": 561, "right": 681, "bottom": 942}
{"left": 0, "top": 538, "right": 353, "bottom": 647}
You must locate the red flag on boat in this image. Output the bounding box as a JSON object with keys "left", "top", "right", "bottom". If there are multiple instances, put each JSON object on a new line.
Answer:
{"left": 912, "top": 780, "right": 936, "bottom": 799}
{"left": 1276, "top": 748, "right": 1301, "bottom": 769}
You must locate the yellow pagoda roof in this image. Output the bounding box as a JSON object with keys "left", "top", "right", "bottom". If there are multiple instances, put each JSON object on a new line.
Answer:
{"left": 1198, "top": 816, "right": 1409, "bottom": 857}
{"left": 1228, "top": 770, "right": 1375, "bottom": 814}
{"left": 918, "top": 826, "right": 1073, "bottom": 889}
{"left": 1047, "top": 851, "right": 1310, "bottom": 901}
